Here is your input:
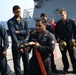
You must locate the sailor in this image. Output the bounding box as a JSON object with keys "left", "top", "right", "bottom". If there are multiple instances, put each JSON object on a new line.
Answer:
{"left": 0, "top": 25, "right": 9, "bottom": 75}
{"left": 40, "top": 13, "right": 53, "bottom": 33}
{"left": 40, "top": 13, "right": 59, "bottom": 73}
{"left": 27, "top": 18, "right": 55, "bottom": 75}
{"left": 55, "top": 8, "right": 76, "bottom": 74}
{"left": 7, "top": 5, "right": 29, "bottom": 75}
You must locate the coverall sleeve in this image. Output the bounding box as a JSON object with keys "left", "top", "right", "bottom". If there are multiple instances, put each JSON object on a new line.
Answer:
{"left": 7, "top": 21, "right": 19, "bottom": 45}
{"left": 72, "top": 20, "right": 76, "bottom": 39}
{"left": 0, "top": 25, "right": 9, "bottom": 50}
{"left": 37, "top": 34, "right": 55, "bottom": 55}
{"left": 18, "top": 21, "right": 29, "bottom": 36}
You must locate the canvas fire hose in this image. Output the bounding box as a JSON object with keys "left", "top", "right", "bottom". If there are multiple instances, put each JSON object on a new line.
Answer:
{"left": 35, "top": 49, "right": 47, "bottom": 75}
{"left": 20, "top": 42, "right": 47, "bottom": 75}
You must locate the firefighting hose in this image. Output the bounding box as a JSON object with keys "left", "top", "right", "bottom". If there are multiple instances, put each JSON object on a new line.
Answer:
{"left": 20, "top": 42, "right": 47, "bottom": 75}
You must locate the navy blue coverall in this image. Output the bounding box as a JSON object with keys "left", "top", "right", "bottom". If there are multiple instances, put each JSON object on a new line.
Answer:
{"left": 55, "top": 19, "right": 76, "bottom": 72}
{"left": 0, "top": 25, "right": 9, "bottom": 75}
{"left": 7, "top": 17, "right": 29, "bottom": 75}
{"left": 28, "top": 30, "right": 55, "bottom": 75}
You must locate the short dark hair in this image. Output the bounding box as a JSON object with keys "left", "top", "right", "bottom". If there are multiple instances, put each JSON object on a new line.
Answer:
{"left": 40, "top": 13, "right": 46, "bottom": 17}
{"left": 36, "top": 18, "right": 47, "bottom": 24}
{"left": 13, "top": 5, "right": 21, "bottom": 12}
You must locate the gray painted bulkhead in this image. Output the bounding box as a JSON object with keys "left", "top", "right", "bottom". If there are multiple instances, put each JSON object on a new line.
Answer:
{"left": 28, "top": 0, "right": 76, "bottom": 28}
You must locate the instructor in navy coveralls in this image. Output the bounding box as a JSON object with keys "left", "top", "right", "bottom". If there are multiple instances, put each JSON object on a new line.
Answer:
{"left": 28, "top": 18, "right": 55, "bottom": 75}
